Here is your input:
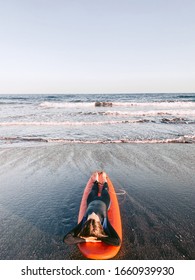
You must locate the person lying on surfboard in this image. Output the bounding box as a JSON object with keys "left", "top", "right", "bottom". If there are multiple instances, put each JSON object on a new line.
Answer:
{"left": 63, "top": 172, "right": 121, "bottom": 246}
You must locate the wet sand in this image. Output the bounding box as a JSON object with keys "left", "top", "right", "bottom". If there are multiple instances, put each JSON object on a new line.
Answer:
{"left": 0, "top": 143, "right": 195, "bottom": 259}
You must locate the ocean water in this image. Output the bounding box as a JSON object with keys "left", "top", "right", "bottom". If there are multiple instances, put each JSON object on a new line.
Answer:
{"left": 0, "top": 93, "right": 195, "bottom": 146}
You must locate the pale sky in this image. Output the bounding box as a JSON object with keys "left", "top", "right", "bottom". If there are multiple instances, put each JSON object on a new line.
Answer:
{"left": 0, "top": 0, "right": 195, "bottom": 94}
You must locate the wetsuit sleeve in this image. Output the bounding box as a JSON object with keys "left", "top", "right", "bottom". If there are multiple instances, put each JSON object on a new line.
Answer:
{"left": 63, "top": 219, "right": 86, "bottom": 244}
{"left": 101, "top": 219, "right": 121, "bottom": 246}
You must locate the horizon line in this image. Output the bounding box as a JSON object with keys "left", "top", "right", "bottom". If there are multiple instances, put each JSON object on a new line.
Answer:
{"left": 0, "top": 92, "right": 195, "bottom": 95}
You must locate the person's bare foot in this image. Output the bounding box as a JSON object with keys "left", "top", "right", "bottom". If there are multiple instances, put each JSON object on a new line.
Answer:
{"left": 102, "top": 172, "right": 107, "bottom": 183}
{"left": 91, "top": 172, "right": 99, "bottom": 182}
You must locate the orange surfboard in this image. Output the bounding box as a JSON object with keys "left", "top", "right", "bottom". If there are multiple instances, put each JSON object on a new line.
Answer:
{"left": 78, "top": 171, "right": 122, "bottom": 260}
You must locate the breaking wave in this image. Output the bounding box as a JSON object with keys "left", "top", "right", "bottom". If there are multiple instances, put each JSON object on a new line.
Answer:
{"left": 0, "top": 117, "right": 194, "bottom": 127}
{"left": 39, "top": 102, "right": 94, "bottom": 108}
{"left": 0, "top": 120, "right": 148, "bottom": 126}
{"left": 1, "top": 135, "right": 195, "bottom": 144}
{"left": 100, "top": 110, "right": 195, "bottom": 118}
{"left": 39, "top": 101, "right": 195, "bottom": 109}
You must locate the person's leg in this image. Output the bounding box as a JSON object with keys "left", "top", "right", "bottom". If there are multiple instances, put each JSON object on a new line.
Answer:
{"left": 87, "top": 181, "right": 99, "bottom": 205}
{"left": 101, "top": 182, "right": 110, "bottom": 209}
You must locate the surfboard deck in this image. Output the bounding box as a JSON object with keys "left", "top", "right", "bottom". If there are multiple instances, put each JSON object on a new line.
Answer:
{"left": 78, "top": 171, "right": 122, "bottom": 260}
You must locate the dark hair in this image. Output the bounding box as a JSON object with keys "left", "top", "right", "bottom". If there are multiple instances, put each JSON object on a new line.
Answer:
{"left": 78, "top": 219, "right": 107, "bottom": 238}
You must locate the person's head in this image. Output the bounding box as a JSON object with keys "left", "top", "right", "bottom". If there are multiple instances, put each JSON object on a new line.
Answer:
{"left": 78, "top": 213, "right": 107, "bottom": 239}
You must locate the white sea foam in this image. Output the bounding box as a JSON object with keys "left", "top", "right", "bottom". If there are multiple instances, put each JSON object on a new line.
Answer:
{"left": 114, "top": 101, "right": 195, "bottom": 108}
{"left": 48, "top": 135, "right": 195, "bottom": 144}
{"left": 39, "top": 101, "right": 94, "bottom": 108}
{"left": 1, "top": 135, "right": 195, "bottom": 144}
{"left": 0, "top": 116, "right": 194, "bottom": 127}
{"left": 103, "top": 110, "right": 195, "bottom": 117}
{"left": 0, "top": 120, "right": 151, "bottom": 127}
{"left": 0, "top": 94, "right": 194, "bottom": 147}
{"left": 39, "top": 101, "right": 195, "bottom": 109}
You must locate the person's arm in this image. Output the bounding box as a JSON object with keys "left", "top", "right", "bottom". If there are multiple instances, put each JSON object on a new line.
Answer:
{"left": 64, "top": 232, "right": 86, "bottom": 244}
{"left": 101, "top": 219, "right": 121, "bottom": 246}
{"left": 63, "top": 218, "right": 86, "bottom": 244}
{"left": 100, "top": 236, "right": 120, "bottom": 246}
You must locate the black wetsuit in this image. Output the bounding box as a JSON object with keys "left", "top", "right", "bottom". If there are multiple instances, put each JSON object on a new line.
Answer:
{"left": 64, "top": 181, "right": 121, "bottom": 246}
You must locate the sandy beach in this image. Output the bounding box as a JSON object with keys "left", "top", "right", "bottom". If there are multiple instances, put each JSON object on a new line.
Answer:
{"left": 0, "top": 143, "right": 195, "bottom": 260}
